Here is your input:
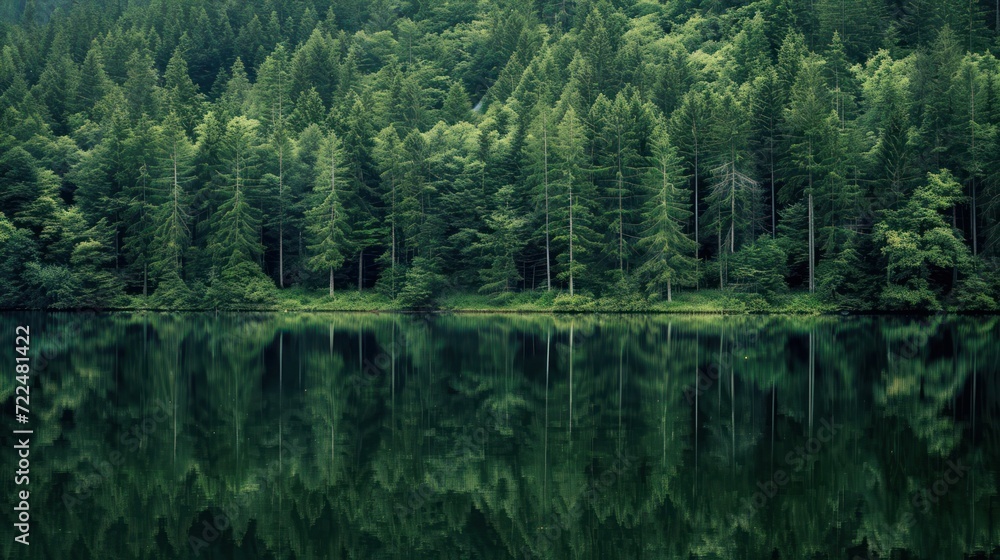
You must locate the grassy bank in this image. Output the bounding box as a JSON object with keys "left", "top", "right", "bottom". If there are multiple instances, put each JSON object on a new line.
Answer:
{"left": 88, "top": 289, "right": 849, "bottom": 314}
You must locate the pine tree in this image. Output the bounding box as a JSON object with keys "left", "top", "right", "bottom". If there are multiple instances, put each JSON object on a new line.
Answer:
{"left": 591, "top": 88, "right": 652, "bottom": 278}
{"left": 705, "top": 89, "right": 760, "bottom": 289}
{"left": 162, "top": 45, "right": 203, "bottom": 136}
{"left": 305, "top": 132, "right": 351, "bottom": 296}
{"left": 373, "top": 125, "right": 405, "bottom": 295}
{"left": 553, "top": 106, "right": 597, "bottom": 296}
{"left": 468, "top": 185, "right": 527, "bottom": 294}
{"left": 254, "top": 45, "right": 294, "bottom": 286}
{"left": 75, "top": 42, "right": 110, "bottom": 118}
{"left": 209, "top": 116, "right": 264, "bottom": 271}
{"left": 34, "top": 52, "right": 80, "bottom": 135}
{"left": 122, "top": 118, "right": 160, "bottom": 296}
{"left": 669, "top": 90, "right": 712, "bottom": 269}
{"left": 219, "top": 58, "right": 252, "bottom": 120}
{"left": 748, "top": 66, "right": 786, "bottom": 237}
{"left": 778, "top": 55, "right": 857, "bottom": 291}
{"left": 123, "top": 50, "right": 159, "bottom": 121}
{"left": 442, "top": 81, "right": 472, "bottom": 124}
{"left": 525, "top": 98, "right": 556, "bottom": 291}
{"left": 341, "top": 95, "right": 380, "bottom": 292}
{"left": 636, "top": 124, "right": 697, "bottom": 301}
{"left": 150, "top": 114, "right": 193, "bottom": 282}
{"left": 289, "top": 87, "right": 326, "bottom": 133}
{"left": 290, "top": 29, "right": 339, "bottom": 105}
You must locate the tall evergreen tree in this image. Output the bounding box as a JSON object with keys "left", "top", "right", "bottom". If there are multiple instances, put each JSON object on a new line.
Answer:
{"left": 305, "top": 131, "right": 350, "bottom": 296}
{"left": 636, "top": 124, "right": 697, "bottom": 301}
{"left": 209, "top": 116, "right": 264, "bottom": 271}
{"left": 553, "top": 106, "right": 597, "bottom": 296}
{"left": 150, "top": 114, "right": 194, "bottom": 283}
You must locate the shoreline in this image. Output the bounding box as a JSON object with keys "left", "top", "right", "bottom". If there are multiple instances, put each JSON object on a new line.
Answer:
{"left": 3, "top": 289, "right": 997, "bottom": 315}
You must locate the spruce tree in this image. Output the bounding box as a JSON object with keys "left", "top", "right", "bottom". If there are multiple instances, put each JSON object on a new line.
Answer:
{"left": 553, "top": 106, "right": 598, "bottom": 296}
{"left": 305, "top": 132, "right": 351, "bottom": 296}
{"left": 636, "top": 124, "right": 698, "bottom": 301}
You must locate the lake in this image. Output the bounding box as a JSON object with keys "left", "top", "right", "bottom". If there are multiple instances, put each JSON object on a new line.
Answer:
{"left": 1, "top": 312, "right": 997, "bottom": 559}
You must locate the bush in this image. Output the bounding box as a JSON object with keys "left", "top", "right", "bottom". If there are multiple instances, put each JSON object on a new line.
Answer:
{"left": 150, "top": 272, "right": 196, "bottom": 309}
{"left": 729, "top": 236, "right": 788, "bottom": 297}
{"left": 953, "top": 273, "right": 997, "bottom": 311}
{"left": 205, "top": 261, "right": 276, "bottom": 309}
{"left": 24, "top": 263, "right": 81, "bottom": 309}
{"left": 397, "top": 257, "right": 446, "bottom": 309}
{"left": 553, "top": 293, "right": 596, "bottom": 311}
{"left": 879, "top": 279, "right": 938, "bottom": 310}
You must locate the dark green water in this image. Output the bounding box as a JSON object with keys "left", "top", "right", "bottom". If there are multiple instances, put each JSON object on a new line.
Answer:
{"left": 1, "top": 313, "right": 998, "bottom": 559}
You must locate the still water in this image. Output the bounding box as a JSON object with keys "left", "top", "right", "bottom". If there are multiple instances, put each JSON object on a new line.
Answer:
{"left": 0, "top": 312, "right": 997, "bottom": 559}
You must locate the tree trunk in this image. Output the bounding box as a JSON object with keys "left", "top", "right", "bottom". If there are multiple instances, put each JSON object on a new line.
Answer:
{"left": 568, "top": 186, "right": 575, "bottom": 297}
{"left": 279, "top": 147, "right": 284, "bottom": 288}
{"left": 718, "top": 221, "right": 723, "bottom": 290}
{"left": 694, "top": 137, "right": 699, "bottom": 289}
{"left": 358, "top": 249, "right": 363, "bottom": 291}
{"left": 808, "top": 192, "right": 815, "bottom": 293}
{"left": 667, "top": 279, "right": 672, "bottom": 302}
{"left": 971, "top": 76, "right": 978, "bottom": 256}
{"left": 544, "top": 117, "right": 552, "bottom": 291}
{"left": 329, "top": 267, "right": 334, "bottom": 297}
{"left": 770, "top": 124, "right": 776, "bottom": 238}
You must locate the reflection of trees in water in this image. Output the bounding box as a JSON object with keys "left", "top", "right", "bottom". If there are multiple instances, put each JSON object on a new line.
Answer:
{"left": 1, "top": 313, "right": 998, "bottom": 559}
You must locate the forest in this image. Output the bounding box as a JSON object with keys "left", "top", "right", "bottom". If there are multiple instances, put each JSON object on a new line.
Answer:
{"left": 1, "top": 0, "right": 1000, "bottom": 310}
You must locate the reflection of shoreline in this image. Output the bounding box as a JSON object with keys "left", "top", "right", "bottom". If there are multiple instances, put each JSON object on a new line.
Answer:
{"left": 733, "top": 418, "right": 842, "bottom": 522}
{"left": 521, "top": 450, "right": 636, "bottom": 559}
{"left": 4, "top": 313, "right": 994, "bottom": 559}
{"left": 855, "top": 458, "right": 973, "bottom": 559}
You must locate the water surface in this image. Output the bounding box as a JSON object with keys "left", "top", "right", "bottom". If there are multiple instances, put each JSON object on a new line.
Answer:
{"left": 1, "top": 313, "right": 997, "bottom": 559}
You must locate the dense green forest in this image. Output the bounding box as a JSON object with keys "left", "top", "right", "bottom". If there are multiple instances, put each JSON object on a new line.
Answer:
{"left": 2, "top": 0, "right": 1000, "bottom": 310}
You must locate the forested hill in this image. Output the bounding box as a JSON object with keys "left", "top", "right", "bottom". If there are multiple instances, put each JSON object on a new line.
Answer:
{"left": 1, "top": 0, "right": 999, "bottom": 311}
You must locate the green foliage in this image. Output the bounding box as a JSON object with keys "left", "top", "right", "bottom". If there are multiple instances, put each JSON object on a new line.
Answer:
{"left": 0, "top": 212, "right": 37, "bottom": 306}
{"left": 304, "top": 131, "right": 351, "bottom": 295}
{"left": 636, "top": 123, "right": 697, "bottom": 300}
{"left": 874, "top": 170, "right": 973, "bottom": 309}
{"left": 467, "top": 185, "right": 526, "bottom": 295}
{"left": 397, "top": 256, "right": 446, "bottom": 308}
{"left": 729, "top": 236, "right": 788, "bottom": 297}
{"left": 205, "top": 260, "right": 276, "bottom": 309}
{"left": 0, "top": 0, "right": 998, "bottom": 311}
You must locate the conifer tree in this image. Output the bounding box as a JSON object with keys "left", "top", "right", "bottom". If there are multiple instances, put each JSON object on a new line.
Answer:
{"left": 468, "top": 185, "right": 527, "bottom": 294}
{"left": 162, "top": 45, "right": 204, "bottom": 136}
{"left": 150, "top": 114, "right": 193, "bottom": 282}
{"left": 526, "top": 98, "right": 556, "bottom": 291}
{"left": 209, "top": 116, "right": 264, "bottom": 271}
{"left": 553, "top": 106, "right": 597, "bottom": 296}
{"left": 305, "top": 132, "right": 350, "bottom": 296}
{"left": 636, "top": 124, "right": 697, "bottom": 301}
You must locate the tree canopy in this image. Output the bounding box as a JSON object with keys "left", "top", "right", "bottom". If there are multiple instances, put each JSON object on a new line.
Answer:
{"left": 2, "top": 0, "right": 1000, "bottom": 310}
